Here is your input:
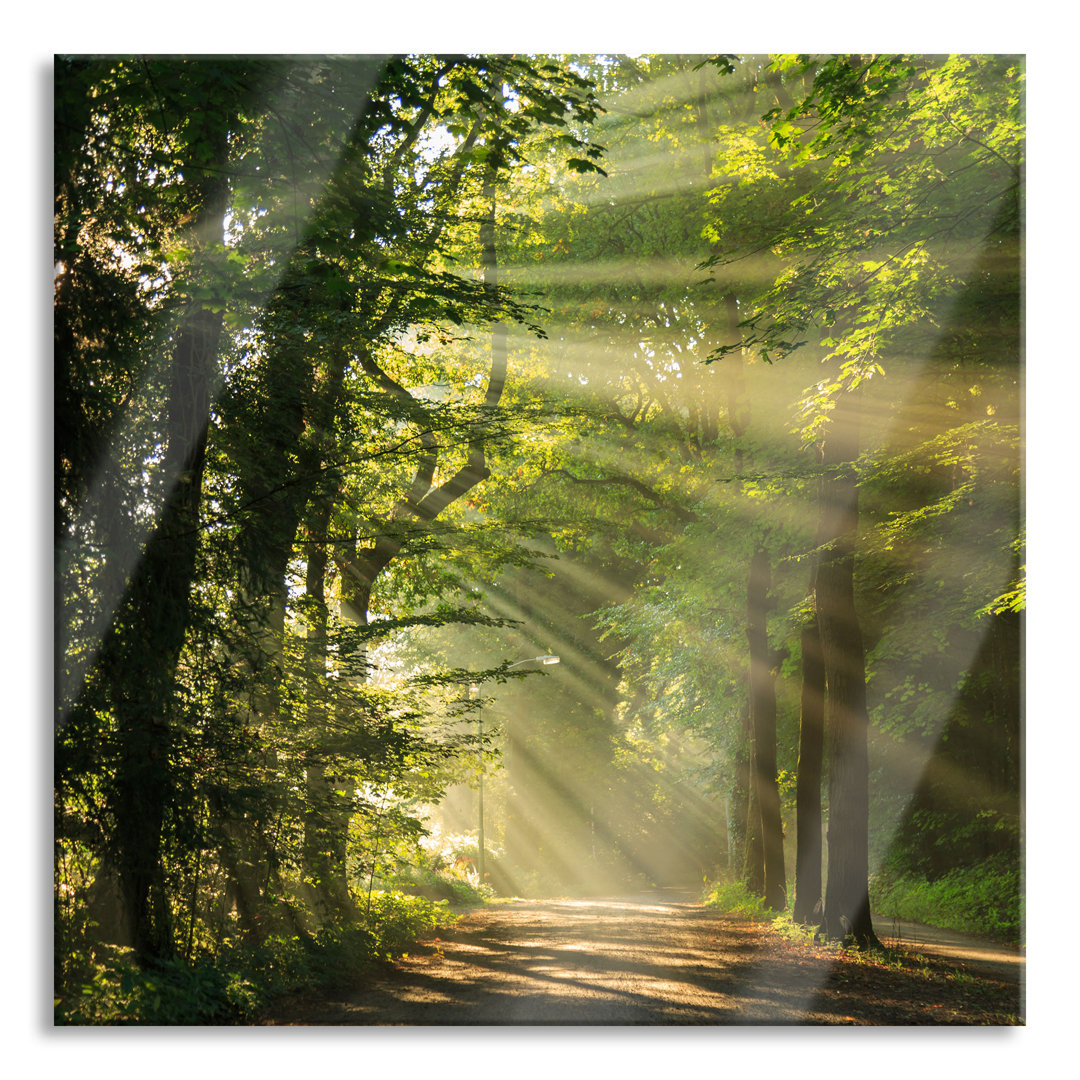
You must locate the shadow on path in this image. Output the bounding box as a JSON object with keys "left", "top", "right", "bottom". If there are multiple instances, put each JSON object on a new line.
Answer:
{"left": 260, "top": 888, "right": 1021, "bottom": 1026}
{"left": 872, "top": 913, "right": 1023, "bottom": 982}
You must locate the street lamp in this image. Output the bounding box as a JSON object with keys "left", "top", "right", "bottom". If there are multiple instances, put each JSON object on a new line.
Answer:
{"left": 472, "top": 652, "right": 560, "bottom": 887}
{"left": 507, "top": 654, "right": 560, "bottom": 669}
{"left": 468, "top": 682, "right": 484, "bottom": 890}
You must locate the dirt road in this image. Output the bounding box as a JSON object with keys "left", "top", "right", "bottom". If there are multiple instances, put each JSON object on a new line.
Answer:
{"left": 873, "top": 914, "right": 1024, "bottom": 981}
{"left": 260, "top": 889, "right": 1022, "bottom": 1025}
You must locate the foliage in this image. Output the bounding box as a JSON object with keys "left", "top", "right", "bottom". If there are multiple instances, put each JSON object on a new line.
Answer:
{"left": 870, "top": 853, "right": 1022, "bottom": 945}
{"left": 705, "top": 55, "right": 1023, "bottom": 392}
{"left": 54, "top": 51, "right": 611, "bottom": 1013}
{"left": 370, "top": 827, "right": 495, "bottom": 906}
{"left": 703, "top": 877, "right": 773, "bottom": 919}
{"left": 54, "top": 889, "right": 457, "bottom": 1025}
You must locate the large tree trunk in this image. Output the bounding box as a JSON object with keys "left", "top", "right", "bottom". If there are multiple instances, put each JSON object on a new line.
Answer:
{"left": 106, "top": 123, "right": 233, "bottom": 958}
{"left": 110, "top": 302, "right": 225, "bottom": 961}
{"left": 746, "top": 550, "right": 786, "bottom": 910}
{"left": 301, "top": 496, "right": 354, "bottom": 921}
{"left": 720, "top": 289, "right": 755, "bottom": 885}
{"left": 221, "top": 259, "right": 349, "bottom": 936}
{"left": 742, "top": 726, "right": 764, "bottom": 895}
{"left": 816, "top": 390, "right": 879, "bottom": 947}
{"left": 56, "top": 66, "right": 237, "bottom": 962}
{"left": 794, "top": 442, "right": 827, "bottom": 926}
{"left": 793, "top": 619, "right": 825, "bottom": 924}
{"left": 225, "top": 400, "right": 306, "bottom": 940}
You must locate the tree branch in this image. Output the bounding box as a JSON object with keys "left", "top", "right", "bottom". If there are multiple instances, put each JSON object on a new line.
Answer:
{"left": 539, "top": 467, "right": 699, "bottom": 523}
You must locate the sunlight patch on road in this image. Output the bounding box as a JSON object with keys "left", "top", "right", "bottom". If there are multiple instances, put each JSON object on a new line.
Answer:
{"left": 555, "top": 899, "right": 676, "bottom": 915}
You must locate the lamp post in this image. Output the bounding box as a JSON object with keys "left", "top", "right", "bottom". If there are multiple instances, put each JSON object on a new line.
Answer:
{"left": 469, "top": 683, "right": 484, "bottom": 888}
{"left": 507, "top": 654, "right": 561, "bottom": 670}
{"left": 472, "top": 653, "right": 559, "bottom": 888}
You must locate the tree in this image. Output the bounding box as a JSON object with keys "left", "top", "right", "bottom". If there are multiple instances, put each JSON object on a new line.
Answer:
{"left": 55, "top": 54, "right": 607, "bottom": 969}
{"left": 57, "top": 58, "right": 272, "bottom": 958}
{"left": 476, "top": 56, "right": 806, "bottom": 895}
{"left": 703, "top": 53, "right": 1022, "bottom": 944}
{"left": 793, "top": 612, "right": 825, "bottom": 924}
{"left": 746, "top": 550, "right": 786, "bottom": 911}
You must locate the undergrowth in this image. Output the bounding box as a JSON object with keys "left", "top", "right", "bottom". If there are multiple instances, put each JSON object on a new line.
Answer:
{"left": 54, "top": 890, "right": 458, "bottom": 1025}
{"left": 869, "top": 853, "right": 1022, "bottom": 945}
{"left": 702, "top": 879, "right": 771, "bottom": 919}
{"left": 705, "top": 852, "right": 1022, "bottom": 948}
{"left": 382, "top": 829, "right": 496, "bottom": 905}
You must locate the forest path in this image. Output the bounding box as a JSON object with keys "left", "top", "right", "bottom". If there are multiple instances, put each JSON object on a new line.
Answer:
{"left": 260, "top": 889, "right": 1022, "bottom": 1025}
{"left": 872, "top": 913, "right": 1024, "bottom": 980}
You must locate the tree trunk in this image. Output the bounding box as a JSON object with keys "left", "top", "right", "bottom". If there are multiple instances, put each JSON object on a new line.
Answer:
{"left": 793, "top": 619, "right": 825, "bottom": 924}
{"left": 301, "top": 497, "right": 354, "bottom": 921}
{"left": 742, "top": 724, "right": 763, "bottom": 895}
{"left": 58, "top": 74, "right": 237, "bottom": 962}
{"left": 222, "top": 266, "right": 344, "bottom": 937}
{"left": 746, "top": 550, "right": 786, "bottom": 910}
{"left": 720, "top": 288, "right": 755, "bottom": 886}
{"left": 794, "top": 441, "right": 827, "bottom": 926}
{"left": 816, "top": 391, "right": 879, "bottom": 947}
{"left": 111, "top": 302, "right": 225, "bottom": 961}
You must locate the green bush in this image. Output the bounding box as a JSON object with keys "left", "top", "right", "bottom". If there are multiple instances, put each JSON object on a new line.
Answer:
{"left": 703, "top": 879, "right": 771, "bottom": 919}
{"left": 55, "top": 890, "right": 459, "bottom": 1025}
{"left": 870, "top": 852, "right": 1022, "bottom": 945}
{"left": 389, "top": 864, "right": 491, "bottom": 905}
{"left": 55, "top": 946, "right": 242, "bottom": 1025}
{"left": 386, "top": 828, "right": 494, "bottom": 905}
